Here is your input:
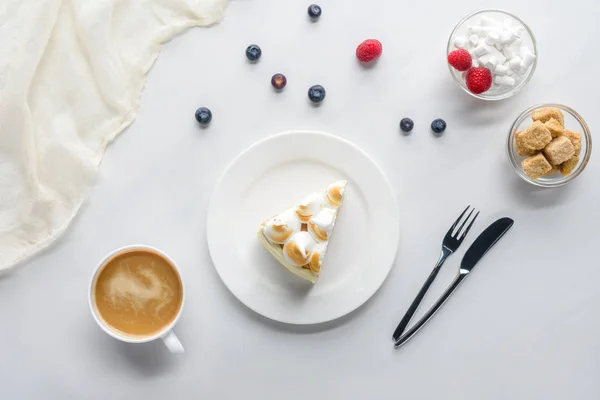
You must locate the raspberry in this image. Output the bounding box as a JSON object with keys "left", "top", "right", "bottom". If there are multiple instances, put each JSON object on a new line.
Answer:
{"left": 356, "top": 39, "right": 382, "bottom": 62}
{"left": 447, "top": 49, "right": 472, "bottom": 71}
{"left": 465, "top": 67, "right": 492, "bottom": 94}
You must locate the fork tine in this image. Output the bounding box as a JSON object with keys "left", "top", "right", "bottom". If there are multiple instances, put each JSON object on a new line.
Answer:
{"left": 458, "top": 211, "right": 480, "bottom": 241}
{"left": 454, "top": 208, "right": 475, "bottom": 237}
{"left": 448, "top": 205, "right": 470, "bottom": 234}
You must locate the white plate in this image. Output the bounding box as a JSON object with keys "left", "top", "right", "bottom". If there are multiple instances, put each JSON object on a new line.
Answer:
{"left": 207, "top": 131, "right": 399, "bottom": 324}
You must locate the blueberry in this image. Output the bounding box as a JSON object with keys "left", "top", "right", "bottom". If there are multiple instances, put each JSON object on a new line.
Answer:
{"left": 307, "top": 4, "right": 322, "bottom": 18}
{"left": 400, "top": 118, "right": 414, "bottom": 133}
{"left": 271, "top": 73, "right": 287, "bottom": 90}
{"left": 245, "top": 44, "right": 262, "bottom": 61}
{"left": 308, "top": 85, "right": 326, "bottom": 103}
{"left": 431, "top": 119, "right": 446, "bottom": 133}
{"left": 195, "top": 107, "right": 212, "bottom": 125}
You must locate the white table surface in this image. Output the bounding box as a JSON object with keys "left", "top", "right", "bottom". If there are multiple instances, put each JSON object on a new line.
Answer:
{"left": 1, "top": 0, "right": 599, "bottom": 398}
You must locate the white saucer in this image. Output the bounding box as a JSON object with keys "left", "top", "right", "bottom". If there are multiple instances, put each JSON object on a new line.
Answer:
{"left": 207, "top": 131, "right": 399, "bottom": 324}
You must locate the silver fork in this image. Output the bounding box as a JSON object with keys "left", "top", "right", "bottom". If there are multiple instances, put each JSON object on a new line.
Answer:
{"left": 392, "top": 206, "right": 479, "bottom": 342}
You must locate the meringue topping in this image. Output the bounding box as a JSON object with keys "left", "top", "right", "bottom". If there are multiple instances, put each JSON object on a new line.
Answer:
{"left": 308, "top": 244, "right": 326, "bottom": 273}
{"left": 258, "top": 180, "right": 347, "bottom": 283}
{"left": 295, "top": 193, "right": 323, "bottom": 223}
{"left": 283, "top": 232, "right": 317, "bottom": 267}
{"left": 308, "top": 208, "right": 336, "bottom": 242}
{"left": 262, "top": 209, "right": 301, "bottom": 244}
{"left": 325, "top": 181, "right": 346, "bottom": 208}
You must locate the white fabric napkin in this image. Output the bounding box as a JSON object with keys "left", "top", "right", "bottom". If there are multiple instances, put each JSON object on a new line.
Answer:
{"left": 0, "top": 0, "right": 228, "bottom": 270}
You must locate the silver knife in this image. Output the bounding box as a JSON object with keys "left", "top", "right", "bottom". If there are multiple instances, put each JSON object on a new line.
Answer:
{"left": 394, "top": 217, "right": 514, "bottom": 348}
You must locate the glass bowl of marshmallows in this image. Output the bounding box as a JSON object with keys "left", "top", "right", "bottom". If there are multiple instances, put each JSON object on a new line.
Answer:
{"left": 447, "top": 9, "right": 538, "bottom": 100}
{"left": 507, "top": 104, "right": 592, "bottom": 187}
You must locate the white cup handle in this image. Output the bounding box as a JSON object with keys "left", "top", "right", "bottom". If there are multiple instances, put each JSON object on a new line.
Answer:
{"left": 161, "top": 331, "right": 184, "bottom": 353}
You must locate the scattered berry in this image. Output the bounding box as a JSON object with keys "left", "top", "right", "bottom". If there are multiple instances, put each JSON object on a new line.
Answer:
{"left": 400, "top": 118, "right": 414, "bottom": 133}
{"left": 271, "top": 73, "right": 287, "bottom": 90}
{"left": 308, "top": 85, "right": 326, "bottom": 103}
{"left": 447, "top": 49, "right": 472, "bottom": 72}
{"left": 245, "top": 44, "right": 262, "bottom": 61}
{"left": 465, "top": 67, "right": 492, "bottom": 94}
{"left": 356, "top": 39, "right": 383, "bottom": 62}
{"left": 431, "top": 119, "right": 446, "bottom": 134}
{"left": 307, "top": 4, "right": 322, "bottom": 18}
{"left": 195, "top": 107, "right": 212, "bottom": 125}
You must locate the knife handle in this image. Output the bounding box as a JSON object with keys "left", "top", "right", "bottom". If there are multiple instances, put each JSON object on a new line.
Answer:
{"left": 392, "top": 251, "right": 449, "bottom": 341}
{"left": 394, "top": 270, "right": 469, "bottom": 348}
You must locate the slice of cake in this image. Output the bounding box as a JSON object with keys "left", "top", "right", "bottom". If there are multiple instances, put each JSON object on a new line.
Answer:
{"left": 257, "top": 181, "right": 347, "bottom": 283}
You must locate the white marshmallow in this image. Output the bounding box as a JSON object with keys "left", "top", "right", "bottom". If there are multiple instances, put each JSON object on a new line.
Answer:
{"left": 518, "top": 64, "right": 530, "bottom": 75}
{"left": 502, "top": 47, "right": 516, "bottom": 60}
{"left": 484, "top": 56, "right": 498, "bottom": 70}
{"left": 454, "top": 36, "right": 467, "bottom": 48}
{"left": 473, "top": 44, "right": 489, "bottom": 57}
{"left": 494, "top": 75, "right": 516, "bottom": 87}
{"left": 495, "top": 64, "right": 509, "bottom": 75}
{"left": 520, "top": 46, "right": 534, "bottom": 58}
{"left": 509, "top": 56, "right": 522, "bottom": 70}
{"left": 487, "top": 46, "right": 506, "bottom": 64}
{"left": 521, "top": 51, "right": 537, "bottom": 67}
{"left": 482, "top": 27, "right": 501, "bottom": 37}
{"left": 468, "top": 26, "right": 486, "bottom": 36}
{"left": 485, "top": 30, "right": 500, "bottom": 45}
{"left": 512, "top": 26, "right": 524, "bottom": 37}
{"left": 480, "top": 16, "right": 499, "bottom": 27}
{"left": 499, "top": 31, "right": 516, "bottom": 45}
{"left": 459, "top": 14, "right": 533, "bottom": 90}
{"left": 478, "top": 54, "right": 492, "bottom": 65}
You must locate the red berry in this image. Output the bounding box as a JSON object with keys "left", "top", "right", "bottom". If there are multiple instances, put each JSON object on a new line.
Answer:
{"left": 465, "top": 67, "right": 492, "bottom": 94}
{"left": 356, "top": 39, "right": 382, "bottom": 62}
{"left": 447, "top": 49, "right": 472, "bottom": 71}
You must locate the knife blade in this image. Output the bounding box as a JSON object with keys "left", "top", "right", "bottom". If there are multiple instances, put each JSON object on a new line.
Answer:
{"left": 394, "top": 217, "right": 514, "bottom": 348}
{"left": 460, "top": 217, "right": 514, "bottom": 272}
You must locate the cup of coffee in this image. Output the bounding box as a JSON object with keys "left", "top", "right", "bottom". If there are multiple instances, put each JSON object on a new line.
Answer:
{"left": 89, "top": 245, "right": 185, "bottom": 353}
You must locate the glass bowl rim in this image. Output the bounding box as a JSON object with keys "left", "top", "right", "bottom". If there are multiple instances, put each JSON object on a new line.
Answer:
{"left": 447, "top": 9, "right": 538, "bottom": 101}
{"left": 506, "top": 103, "right": 593, "bottom": 188}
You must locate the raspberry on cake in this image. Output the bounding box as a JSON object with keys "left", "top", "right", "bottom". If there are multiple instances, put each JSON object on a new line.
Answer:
{"left": 257, "top": 181, "right": 347, "bottom": 283}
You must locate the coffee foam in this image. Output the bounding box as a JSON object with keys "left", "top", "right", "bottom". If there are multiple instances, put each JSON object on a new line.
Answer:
{"left": 93, "top": 249, "right": 183, "bottom": 336}
{"left": 104, "top": 261, "right": 174, "bottom": 317}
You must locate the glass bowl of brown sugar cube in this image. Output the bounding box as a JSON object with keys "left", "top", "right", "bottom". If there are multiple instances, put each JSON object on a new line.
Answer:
{"left": 507, "top": 104, "right": 592, "bottom": 187}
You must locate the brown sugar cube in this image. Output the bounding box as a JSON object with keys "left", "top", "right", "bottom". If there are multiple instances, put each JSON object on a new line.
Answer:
{"left": 544, "top": 165, "right": 560, "bottom": 176}
{"left": 521, "top": 121, "right": 553, "bottom": 151}
{"left": 562, "top": 129, "right": 582, "bottom": 155}
{"left": 515, "top": 131, "right": 538, "bottom": 156}
{"left": 522, "top": 153, "right": 552, "bottom": 180}
{"left": 544, "top": 118, "right": 564, "bottom": 137}
{"left": 560, "top": 156, "right": 579, "bottom": 176}
{"left": 543, "top": 136, "right": 575, "bottom": 165}
{"left": 532, "top": 107, "right": 564, "bottom": 126}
